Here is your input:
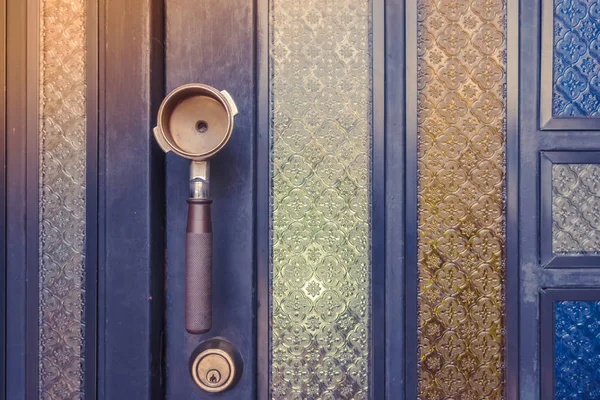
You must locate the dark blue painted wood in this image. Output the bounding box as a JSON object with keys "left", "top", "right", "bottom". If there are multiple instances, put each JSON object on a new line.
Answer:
{"left": 25, "top": 0, "right": 40, "bottom": 397}
{"left": 98, "top": 0, "right": 165, "bottom": 398}
{"left": 520, "top": 0, "right": 600, "bottom": 396}
{"left": 5, "top": 0, "right": 33, "bottom": 398}
{"left": 540, "top": 288, "right": 556, "bottom": 400}
{"left": 164, "top": 1, "right": 256, "bottom": 398}
{"left": 0, "top": 0, "right": 6, "bottom": 399}
{"left": 372, "top": 0, "right": 386, "bottom": 398}
{"left": 385, "top": 0, "right": 406, "bottom": 398}
{"left": 541, "top": 151, "right": 600, "bottom": 269}
{"left": 506, "top": 0, "right": 520, "bottom": 397}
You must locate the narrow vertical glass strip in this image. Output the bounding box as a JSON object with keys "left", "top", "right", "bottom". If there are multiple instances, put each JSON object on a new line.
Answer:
{"left": 39, "top": 0, "right": 87, "bottom": 398}
{"left": 417, "top": 0, "right": 507, "bottom": 398}
{"left": 269, "top": 0, "right": 372, "bottom": 398}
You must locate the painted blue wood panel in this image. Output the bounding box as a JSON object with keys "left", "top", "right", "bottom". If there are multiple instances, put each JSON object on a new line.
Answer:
{"left": 553, "top": 0, "right": 600, "bottom": 117}
{"left": 523, "top": 0, "right": 600, "bottom": 393}
{"left": 555, "top": 300, "right": 600, "bottom": 399}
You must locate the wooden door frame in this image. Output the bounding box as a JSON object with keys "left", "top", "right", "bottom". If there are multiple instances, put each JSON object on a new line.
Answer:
{"left": 3, "top": 0, "right": 165, "bottom": 398}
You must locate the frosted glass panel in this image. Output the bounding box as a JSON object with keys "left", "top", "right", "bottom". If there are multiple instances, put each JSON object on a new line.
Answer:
{"left": 39, "top": 0, "right": 87, "bottom": 398}
{"left": 269, "top": 0, "right": 372, "bottom": 398}
{"left": 553, "top": 164, "right": 600, "bottom": 254}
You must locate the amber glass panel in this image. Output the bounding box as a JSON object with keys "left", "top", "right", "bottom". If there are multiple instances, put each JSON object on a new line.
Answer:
{"left": 39, "top": 0, "right": 87, "bottom": 398}
{"left": 270, "top": 0, "right": 372, "bottom": 398}
{"left": 417, "top": 0, "right": 506, "bottom": 397}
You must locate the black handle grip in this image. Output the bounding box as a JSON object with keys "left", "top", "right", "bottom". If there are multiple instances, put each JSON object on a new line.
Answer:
{"left": 185, "top": 199, "right": 213, "bottom": 334}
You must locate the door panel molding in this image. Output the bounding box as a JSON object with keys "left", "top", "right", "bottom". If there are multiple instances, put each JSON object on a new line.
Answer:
{"left": 98, "top": 0, "right": 164, "bottom": 398}
{"left": 384, "top": 0, "right": 407, "bottom": 397}
{"left": 5, "top": 0, "right": 26, "bottom": 397}
{"left": 520, "top": 0, "right": 600, "bottom": 395}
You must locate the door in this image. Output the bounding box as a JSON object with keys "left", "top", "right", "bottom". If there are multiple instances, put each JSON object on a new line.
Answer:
{"left": 5, "top": 0, "right": 600, "bottom": 398}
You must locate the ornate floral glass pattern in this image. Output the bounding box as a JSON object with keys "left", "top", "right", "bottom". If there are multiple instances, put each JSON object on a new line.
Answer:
{"left": 552, "top": 0, "right": 600, "bottom": 116}
{"left": 555, "top": 301, "right": 600, "bottom": 398}
{"left": 270, "top": 0, "right": 372, "bottom": 398}
{"left": 39, "top": 0, "right": 87, "bottom": 398}
{"left": 417, "top": 0, "right": 506, "bottom": 397}
{"left": 552, "top": 164, "right": 600, "bottom": 254}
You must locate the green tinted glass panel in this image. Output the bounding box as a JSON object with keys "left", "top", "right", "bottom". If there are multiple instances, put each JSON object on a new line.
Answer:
{"left": 270, "top": 0, "right": 372, "bottom": 398}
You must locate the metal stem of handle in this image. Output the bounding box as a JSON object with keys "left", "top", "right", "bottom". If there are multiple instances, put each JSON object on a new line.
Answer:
{"left": 186, "top": 198, "right": 213, "bottom": 334}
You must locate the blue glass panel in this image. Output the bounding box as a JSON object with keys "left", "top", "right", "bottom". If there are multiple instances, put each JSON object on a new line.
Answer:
{"left": 555, "top": 301, "right": 600, "bottom": 398}
{"left": 552, "top": 0, "right": 600, "bottom": 117}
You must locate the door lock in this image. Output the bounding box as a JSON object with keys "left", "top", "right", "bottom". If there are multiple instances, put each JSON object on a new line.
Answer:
{"left": 190, "top": 338, "right": 243, "bottom": 393}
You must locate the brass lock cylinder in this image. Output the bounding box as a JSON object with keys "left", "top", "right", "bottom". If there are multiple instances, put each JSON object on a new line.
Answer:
{"left": 189, "top": 338, "right": 243, "bottom": 393}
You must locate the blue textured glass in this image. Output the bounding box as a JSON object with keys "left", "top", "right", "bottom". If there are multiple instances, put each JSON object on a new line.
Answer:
{"left": 552, "top": 0, "right": 600, "bottom": 117}
{"left": 555, "top": 301, "right": 600, "bottom": 399}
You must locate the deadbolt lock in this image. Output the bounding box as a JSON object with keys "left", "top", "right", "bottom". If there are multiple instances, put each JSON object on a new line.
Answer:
{"left": 190, "top": 338, "right": 243, "bottom": 393}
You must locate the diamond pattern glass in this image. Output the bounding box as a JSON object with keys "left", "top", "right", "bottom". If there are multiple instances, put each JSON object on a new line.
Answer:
{"left": 555, "top": 301, "right": 600, "bottom": 399}
{"left": 552, "top": 164, "right": 600, "bottom": 254}
{"left": 39, "top": 0, "right": 87, "bottom": 398}
{"left": 552, "top": 0, "right": 600, "bottom": 117}
{"left": 417, "top": 0, "right": 507, "bottom": 397}
{"left": 269, "top": 0, "right": 372, "bottom": 398}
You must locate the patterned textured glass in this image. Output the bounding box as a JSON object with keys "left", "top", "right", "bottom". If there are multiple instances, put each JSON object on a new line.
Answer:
{"left": 552, "top": 0, "right": 600, "bottom": 117}
{"left": 555, "top": 301, "right": 600, "bottom": 399}
{"left": 552, "top": 164, "right": 600, "bottom": 254}
{"left": 39, "top": 0, "right": 87, "bottom": 398}
{"left": 417, "top": 0, "right": 506, "bottom": 398}
{"left": 269, "top": 0, "right": 372, "bottom": 398}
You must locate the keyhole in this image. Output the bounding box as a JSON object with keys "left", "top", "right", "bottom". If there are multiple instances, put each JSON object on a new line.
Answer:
{"left": 195, "top": 120, "right": 209, "bottom": 133}
{"left": 206, "top": 369, "right": 221, "bottom": 385}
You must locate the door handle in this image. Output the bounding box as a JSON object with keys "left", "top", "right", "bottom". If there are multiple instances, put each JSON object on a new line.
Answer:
{"left": 154, "top": 84, "right": 238, "bottom": 333}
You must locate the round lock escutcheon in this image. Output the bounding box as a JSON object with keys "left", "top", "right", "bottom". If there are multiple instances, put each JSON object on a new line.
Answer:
{"left": 190, "top": 338, "right": 243, "bottom": 393}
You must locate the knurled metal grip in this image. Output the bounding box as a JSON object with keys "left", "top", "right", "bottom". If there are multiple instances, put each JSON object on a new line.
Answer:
{"left": 186, "top": 199, "right": 213, "bottom": 334}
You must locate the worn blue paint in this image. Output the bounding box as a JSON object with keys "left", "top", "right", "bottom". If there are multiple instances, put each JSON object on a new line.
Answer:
{"left": 553, "top": 0, "right": 600, "bottom": 117}
{"left": 98, "top": 0, "right": 165, "bottom": 398}
{"left": 522, "top": 0, "right": 600, "bottom": 395}
{"left": 555, "top": 301, "right": 600, "bottom": 399}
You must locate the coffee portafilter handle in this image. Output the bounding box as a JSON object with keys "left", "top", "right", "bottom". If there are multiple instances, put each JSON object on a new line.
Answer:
{"left": 185, "top": 161, "right": 212, "bottom": 334}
